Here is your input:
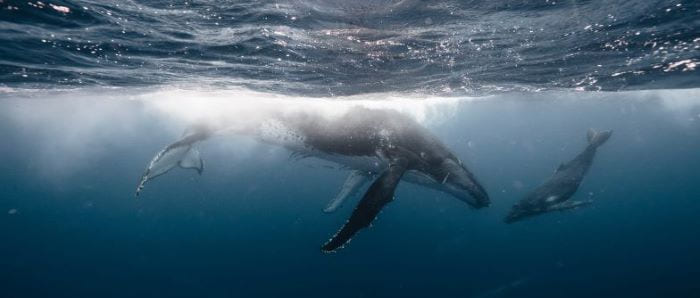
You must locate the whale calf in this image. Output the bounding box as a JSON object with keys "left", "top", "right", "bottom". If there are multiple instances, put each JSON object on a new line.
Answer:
{"left": 137, "top": 107, "right": 490, "bottom": 252}
{"left": 504, "top": 129, "right": 612, "bottom": 223}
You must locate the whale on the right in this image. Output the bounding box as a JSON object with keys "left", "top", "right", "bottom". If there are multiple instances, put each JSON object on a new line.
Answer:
{"left": 505, "top": 129, "right": 612, "bottom": 224}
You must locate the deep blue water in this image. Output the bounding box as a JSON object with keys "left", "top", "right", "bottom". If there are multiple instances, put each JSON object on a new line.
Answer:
{"left": 2, "top": 89, "right": 700, "bottom": 297}
{"left": 1, "top": 1, "right": 700, "bottom": 298}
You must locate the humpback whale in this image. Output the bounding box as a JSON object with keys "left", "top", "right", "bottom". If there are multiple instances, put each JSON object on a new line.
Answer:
{"left": 504, "top": 129, "right": 612, "bottom": 224}
{"left": 136, "top": 107, "right": 490, "bottom": 252}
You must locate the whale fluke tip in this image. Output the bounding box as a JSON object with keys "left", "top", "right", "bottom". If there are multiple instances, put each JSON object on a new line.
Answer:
{"left": 587, "top": 129, "right": 612, "bottom": 148}
{"left": 135, "top": 174, "right": 147, "bottom": 197}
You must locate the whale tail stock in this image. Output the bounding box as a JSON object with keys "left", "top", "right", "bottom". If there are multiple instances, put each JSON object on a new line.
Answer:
{"left": 586, "top": 128, "right": 612, "bottom": 148}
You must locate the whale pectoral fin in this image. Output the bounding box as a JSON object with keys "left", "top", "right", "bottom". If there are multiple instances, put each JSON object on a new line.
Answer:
{"left": 547, "top": 200, "right": 593, "bottom": 212}
{"left": 321, "top": 159, "right": 408, "bottom": 252}
{"left": 323, "top": 170, "right": 371, "bottom": 213}
{"left": 178, "top": 147, "right": 204, "bottom": 175}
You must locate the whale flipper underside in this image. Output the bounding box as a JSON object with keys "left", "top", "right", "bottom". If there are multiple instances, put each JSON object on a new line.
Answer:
{"left": 323, "top": 170, "right": 372, "bottom": 213}
{"left": 547, "top": 200, "right": 593, "bottom": 212}
{"left": 322, "top": 158, "right": 408, "bottom": 252}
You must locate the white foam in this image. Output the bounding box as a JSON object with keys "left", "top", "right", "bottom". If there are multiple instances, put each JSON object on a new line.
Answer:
{"left": 136, "top": 87, "right": 465, "bottom": 128}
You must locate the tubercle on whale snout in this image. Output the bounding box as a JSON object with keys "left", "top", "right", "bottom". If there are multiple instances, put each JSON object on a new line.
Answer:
{"left": 468, "top": 189, "right": 491, "bottom": 209}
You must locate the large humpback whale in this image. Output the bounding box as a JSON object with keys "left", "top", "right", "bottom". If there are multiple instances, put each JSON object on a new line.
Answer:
{"left": 504, "top": 129, "right": 612, "bottom": 223}
{"left": 136, "top": 107, "right": 490, "bottom": 252}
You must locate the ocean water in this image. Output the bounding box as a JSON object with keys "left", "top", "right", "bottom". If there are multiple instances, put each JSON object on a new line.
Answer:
{"left": 1, "top": 1, "right": 700, "bottom": 297}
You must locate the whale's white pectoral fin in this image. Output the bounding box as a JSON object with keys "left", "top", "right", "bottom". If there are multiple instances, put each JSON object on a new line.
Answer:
{"left": 547, "top": 200, "right": 593, "bottom": 212}
{"left": 178, "top": 147, "right": 204, "bottom": 175}
{"left": 323, "top": 170, "right": 371, "bottom": 213}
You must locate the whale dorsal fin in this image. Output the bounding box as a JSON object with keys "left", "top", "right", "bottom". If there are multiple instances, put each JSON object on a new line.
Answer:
{"left": 321, "top": 157, "right": 409, "bottom": 252}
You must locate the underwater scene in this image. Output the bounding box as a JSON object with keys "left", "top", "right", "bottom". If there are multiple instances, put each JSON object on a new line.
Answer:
{"left": 1, "top": 1, "right": 699, "bottom": 297}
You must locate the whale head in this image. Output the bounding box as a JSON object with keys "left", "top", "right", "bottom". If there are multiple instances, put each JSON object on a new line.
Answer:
{"left": 434, "top": 158, "right": 490, "bottom": 209}
{"left": 504, "top": 206, "right": 529, "bottom": 223}
{"left": 504, "top": 196, "right": 553, "bottom": 223}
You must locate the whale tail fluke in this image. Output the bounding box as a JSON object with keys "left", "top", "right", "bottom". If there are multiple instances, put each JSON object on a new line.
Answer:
{"left": 587, "top": 129, "right": 612, "bottom": 148}
{"left": 135, "top": 145, "right": 204, "bottom": 197}
{"left": 135, "top": 127, "right": 211, "bottom": 197}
